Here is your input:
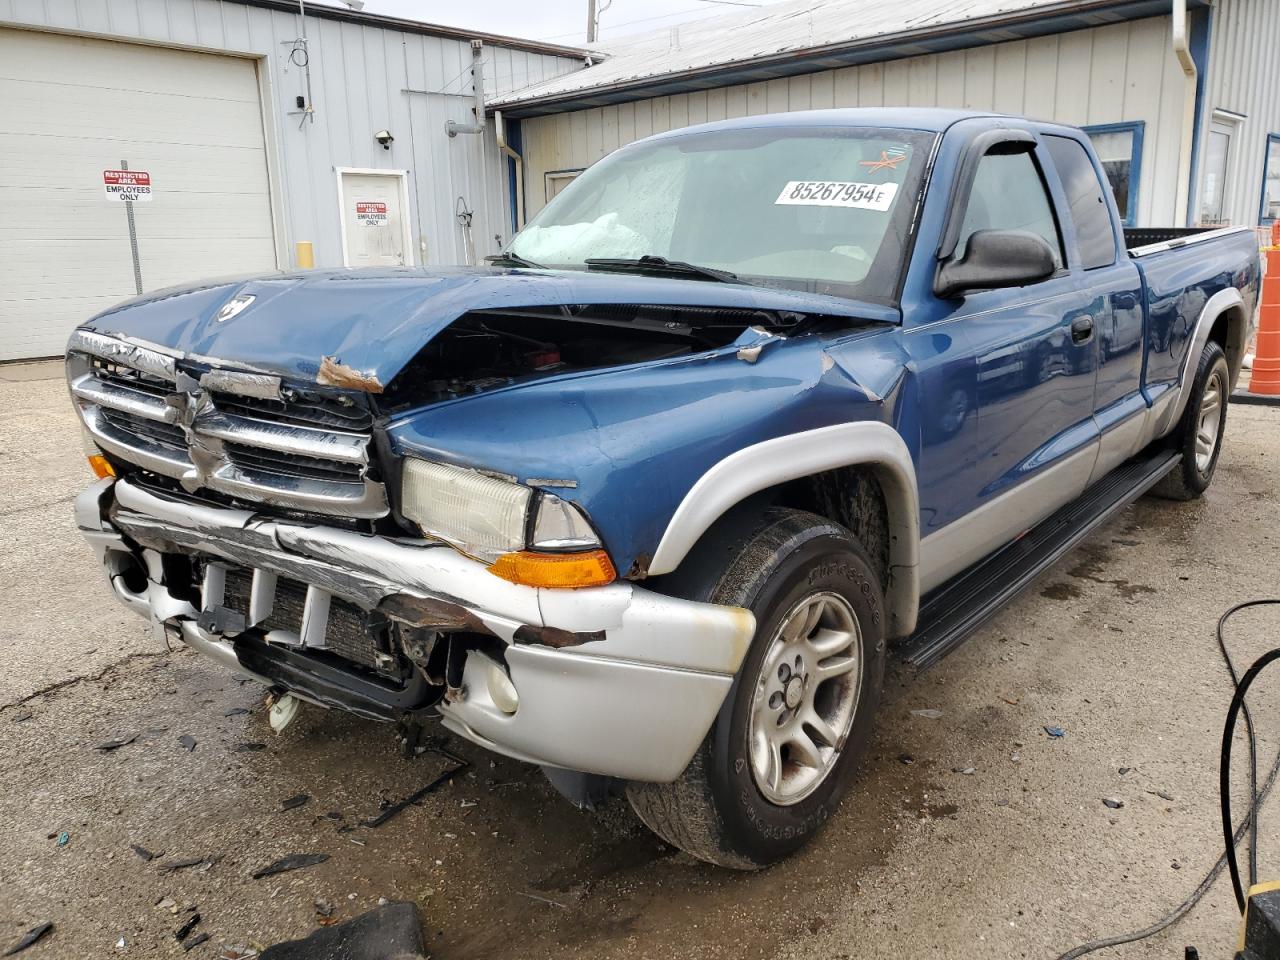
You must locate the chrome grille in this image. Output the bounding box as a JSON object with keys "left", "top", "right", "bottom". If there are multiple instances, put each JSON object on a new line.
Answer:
{"left": 211, "top": 391, "right": 374, "bottom": 432}
{"left": 67, "top": 330, "right": 388, "bottom": 518}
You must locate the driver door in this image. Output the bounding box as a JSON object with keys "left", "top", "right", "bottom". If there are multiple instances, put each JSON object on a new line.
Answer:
{"left": 920, "top": 137, "right": 1100, "bottom": 589}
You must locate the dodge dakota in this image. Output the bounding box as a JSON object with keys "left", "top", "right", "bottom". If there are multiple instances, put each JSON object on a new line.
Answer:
{"left": 69, "top": 108, "right": 1260, "bottom": 868}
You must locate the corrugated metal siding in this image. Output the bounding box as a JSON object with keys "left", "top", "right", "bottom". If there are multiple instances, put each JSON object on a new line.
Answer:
{"left": 521, "top": 17, "right": 1188, "bottom": 227}
{"left": 491, "top": 0, "right": 1177, "bottom": 109}
{"left": 0, "top": 0, "right": 582, "bottom": 267}
{"left": 1199, "top": 0, "right": 1280, "bottom": 225}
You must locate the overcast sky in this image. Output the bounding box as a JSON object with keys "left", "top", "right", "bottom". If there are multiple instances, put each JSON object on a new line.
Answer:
{"left": 313, "top": 0, "right": 784, "bottom": 46}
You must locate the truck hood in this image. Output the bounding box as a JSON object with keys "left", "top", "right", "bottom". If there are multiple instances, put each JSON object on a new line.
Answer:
{"left": 82, "top": 266, "right": 897, "bottom": 387}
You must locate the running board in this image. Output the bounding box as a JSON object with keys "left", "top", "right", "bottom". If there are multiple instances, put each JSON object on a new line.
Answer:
{"left": 898, "top": 447, "right": 1181, "bottom": 671}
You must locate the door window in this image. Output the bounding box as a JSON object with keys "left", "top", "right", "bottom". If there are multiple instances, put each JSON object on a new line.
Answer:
{"left": 956, "top": 149, "right": 1063, "bottom": 267}
{"left": 1045, "top": 135, "right": 1119, "bottom": 269}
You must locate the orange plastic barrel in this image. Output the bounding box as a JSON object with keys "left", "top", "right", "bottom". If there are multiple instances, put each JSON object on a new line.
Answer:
{"left": 1250, "top": 243, "right": 1280, "bottom": 395}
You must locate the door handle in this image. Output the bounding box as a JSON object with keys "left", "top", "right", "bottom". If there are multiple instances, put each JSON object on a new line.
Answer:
{"left": 1071, "top": 315, "right": 1094, "bottom": 343}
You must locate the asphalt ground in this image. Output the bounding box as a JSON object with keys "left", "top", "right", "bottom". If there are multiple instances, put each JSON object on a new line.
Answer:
{"left": 3, "top": 359, "right": 1279, "bottom": 960}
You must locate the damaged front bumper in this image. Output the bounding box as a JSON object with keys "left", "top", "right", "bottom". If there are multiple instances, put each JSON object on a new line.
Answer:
{"left": 76, "top": 477, "right": 754, "bottom": 783}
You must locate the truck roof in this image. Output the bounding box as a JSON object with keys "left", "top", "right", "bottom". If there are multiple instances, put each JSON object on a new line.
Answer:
{"left": 643, "top": 106, "right": 1056, "bottom": 139}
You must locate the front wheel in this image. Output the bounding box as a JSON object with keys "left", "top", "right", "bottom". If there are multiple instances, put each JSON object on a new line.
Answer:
{"left": 1150, "top": 339, "right": 1229, "bottom": 501}
{"left": 627, "top": 508, "right": 886, "bottom": 869}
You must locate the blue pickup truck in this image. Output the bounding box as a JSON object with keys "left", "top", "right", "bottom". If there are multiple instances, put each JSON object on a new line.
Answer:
{"left": 69, "top": 108, "right": 1260, "bottom": 868}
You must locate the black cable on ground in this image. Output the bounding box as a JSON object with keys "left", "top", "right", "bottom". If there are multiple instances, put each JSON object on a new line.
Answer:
{"left": 1054, "top": 599, "right": 1280, "bottom": 960}
{"left": 1220, "top": 601, "right": 1280, "bottom": 895}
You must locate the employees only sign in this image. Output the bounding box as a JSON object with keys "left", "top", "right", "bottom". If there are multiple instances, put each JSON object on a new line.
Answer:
{"left": 103, "top": 169, "right": 152, "bottom": 202}
{"left": 355, "top": 200, "right": 388, "bottom": 225}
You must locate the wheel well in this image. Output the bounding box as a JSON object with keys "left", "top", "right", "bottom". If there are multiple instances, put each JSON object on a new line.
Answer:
{"left": 774, "top": 467, "right": 891, "bottom": 595}
{"left": 1210, "top": 304, "right": 1249, "bottom": 386}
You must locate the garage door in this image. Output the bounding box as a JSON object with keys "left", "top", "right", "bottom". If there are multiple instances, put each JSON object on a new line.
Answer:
{"left": 0, "top": 28, "right": 278, "bottom": 361}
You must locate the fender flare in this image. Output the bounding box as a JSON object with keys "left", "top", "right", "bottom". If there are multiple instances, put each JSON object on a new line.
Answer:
{"left": 1154, "top": 287, "right": 1247, "bottom": 440}
{"left": 648, "top": 421, "right": 921, "bottom": 637}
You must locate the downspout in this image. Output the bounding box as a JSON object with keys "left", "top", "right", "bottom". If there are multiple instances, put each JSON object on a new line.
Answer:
{"left": 494, "top": 110, "right": 525, "bottom": 231}
{"left": 1172, "top": 0, "right": 1197, "bottom": 224}
{"left": 446, "top": 40, "right": 486, "bottom": 137}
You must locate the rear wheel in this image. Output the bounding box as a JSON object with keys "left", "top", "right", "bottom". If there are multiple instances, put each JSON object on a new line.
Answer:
{"left": 627, "top": 508, "right": 885, "bottom": 869}
{"left": 1150, "top": 339, "right": 1229, "bottom": 501}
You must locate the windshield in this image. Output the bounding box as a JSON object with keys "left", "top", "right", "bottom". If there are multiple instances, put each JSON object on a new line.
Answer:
{"left": 509, "top": 125, "right": 936, "bottom": 303}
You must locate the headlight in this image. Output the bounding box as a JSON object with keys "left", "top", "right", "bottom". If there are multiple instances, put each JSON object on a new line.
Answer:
{"left": 400, "top": 458, "right": 614, "bottom": 587}
{"left": 402, "top": 458, "right": 532, "bottom": 560}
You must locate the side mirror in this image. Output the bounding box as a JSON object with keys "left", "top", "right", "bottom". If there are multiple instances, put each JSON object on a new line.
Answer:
{"left": 934, "top": 229, "right": 1058, "bottom": 299}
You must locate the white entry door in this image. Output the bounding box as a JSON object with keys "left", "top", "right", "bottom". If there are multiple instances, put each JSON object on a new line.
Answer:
{"left": 337, "top": 170, "right": 411, "bottom": 268}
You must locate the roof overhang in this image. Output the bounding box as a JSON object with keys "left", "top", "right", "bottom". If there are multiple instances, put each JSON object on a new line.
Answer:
{"left": 493, "top": 0, "right": 1208, "bottom": 118}
{"left": 235, "top": 0, "right": 589, "bottom": 60}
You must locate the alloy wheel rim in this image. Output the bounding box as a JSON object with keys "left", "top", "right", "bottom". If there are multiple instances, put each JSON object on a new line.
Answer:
{"left": 747, "top": 591, "right": 863, "bottom": 806}
{"left": 1195, "top": 372, "right": 1224, "bottom": 473}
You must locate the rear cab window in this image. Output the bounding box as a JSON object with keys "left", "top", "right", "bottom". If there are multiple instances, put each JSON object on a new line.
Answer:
{"left": 1044, "top": 135, "right": 1120, "bottom": 269}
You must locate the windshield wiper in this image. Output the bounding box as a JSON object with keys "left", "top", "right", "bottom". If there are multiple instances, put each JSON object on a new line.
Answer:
{"left": 485, "top": 251, "right": 544, "bottom": 269}
{"left": 584, "top": 255, "right": 745, "bottom": 284}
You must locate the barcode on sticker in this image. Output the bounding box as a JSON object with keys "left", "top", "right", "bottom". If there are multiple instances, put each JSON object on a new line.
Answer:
{"left": 775, "top": 181, "right": 898, "bottom": 211}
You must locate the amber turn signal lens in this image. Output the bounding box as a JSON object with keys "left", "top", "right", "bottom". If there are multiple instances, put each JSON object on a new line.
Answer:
{"left": 88, "top": 454, "right": 115, "bottom": 479}
{"left": 488, "top": 549, "right": 616, "bottom": 588}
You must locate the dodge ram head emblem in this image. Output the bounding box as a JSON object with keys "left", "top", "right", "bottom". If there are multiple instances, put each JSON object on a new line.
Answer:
{"left": 214, "top": 295, "right": 256, "bottom": 322}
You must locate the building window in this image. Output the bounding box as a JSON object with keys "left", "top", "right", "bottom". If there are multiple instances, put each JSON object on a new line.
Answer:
{"left": 1261, "top": 134, "right": 1280, "bottom": 224}
{"left": 1082, "top": 122, "right": 1144, "bottom": 227}
{"left": 544, "top": 169, "right": 582, "bottom": 204}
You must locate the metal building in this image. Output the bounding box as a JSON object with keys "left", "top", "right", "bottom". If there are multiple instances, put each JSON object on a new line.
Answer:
{"left": 0, "top": 0, "right": 585, "bottom": 360}
{"left": 492, "top": 0, "right": 1280, "bottom": 237}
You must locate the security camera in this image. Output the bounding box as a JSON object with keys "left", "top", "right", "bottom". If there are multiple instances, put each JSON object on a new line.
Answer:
{"left": 341, "top": 0, "right": 366, "bottom": 10}
{"left": 374, "top": 130, "right": 394, "bottom": 149}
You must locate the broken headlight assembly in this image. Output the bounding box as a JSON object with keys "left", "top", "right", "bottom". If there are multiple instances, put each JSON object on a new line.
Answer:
{"left": 399, "top": 458, "right": 615, "bottom": 588}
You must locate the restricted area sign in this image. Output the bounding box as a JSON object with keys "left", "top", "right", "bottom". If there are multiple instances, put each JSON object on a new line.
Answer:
{"left": 103, "top": 169, "right": 152, "bottom": 202}
{"left": 355, "top": 201, "right": 387, "bottom": 225}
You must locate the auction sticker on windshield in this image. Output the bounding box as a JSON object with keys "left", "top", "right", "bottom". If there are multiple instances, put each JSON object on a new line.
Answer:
{"left": 775, "top": 181, "right": 898, "bottom": 211}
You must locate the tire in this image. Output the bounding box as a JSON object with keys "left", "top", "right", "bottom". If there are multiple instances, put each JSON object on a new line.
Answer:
{"left": 1150, "top": 339, "right": 1229, "bottom": 501}
{"left": 627, "top": 507, "right": 886, "bottom": 869}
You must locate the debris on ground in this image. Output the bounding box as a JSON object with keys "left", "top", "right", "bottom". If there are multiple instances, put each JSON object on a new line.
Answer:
{"left": 1102, "top": 798, "right": 1125, "bottom": 809}
{"left": 1149, "top": 789, "right": 1174, "bottom": 802}
{"left": 131, "top": 844, "right": 159, "bottom": 862}
{"left": 11, "top": 710, "right": 33, "bottom": 723}
{"left": 234, "top": 743, "right": 266, "bottom": 753}
{"left": 95, "top": 734, "right": 138, "bottom": 751}
{"left": 1044, "top": 725, "right": 1065, "bottom": 738}
{"left": 280, "top": 794, "right": 309, "bottom": 812}
{"left": 259, "top": 902, "right": 425, "bottom": 960}
{"left": 1119, "top": 766, "right": 1132, "bottom": 775}
{"left": 164, "top": 857, "right": 215, "bottom": 873}
{"left": 156, "top": 898, "right": 178, "bottom": 913}
{"left": 897, "top": 754, "right": 914, "bottom": 765}
{"left": 218, "top": 947, "right": 258, "bottom": 959}
{"left": 224, "top": 708, "right": 250, "bottom": 717}
{"left": 183, "top": 933, "right": 210, "bottom": 952}
{"left": 363, "top": 763, "right": 468, "bottom": 828}
{"left": 952, "top": 766, "right": 976, "bottom": 775}
{"left": 516, "top": 891, "right": 568, "bottom": 909}
{"left": 911, "top": 709, "right": 944, "bottom": 720}
{"left": 115, "top": 937, "right": 126, "bottom": 950}
{"left": 2, "top": 922, "right": 53, "bottom": 956}
{"left": 252, "top": 853, "right": 329, "bottom": 879}
{"left": 175, "top": 914, "right": 201, "bottom": 941}
{"left": 178, "top": 735, "right": 197, "bottom": 752}
{"left": 56, "top": 831, "right": 69, "bottom": 846}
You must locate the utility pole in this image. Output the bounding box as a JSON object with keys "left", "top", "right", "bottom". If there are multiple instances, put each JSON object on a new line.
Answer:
{"left": 587, "top": 0, "right": 597, "bottom": 42}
